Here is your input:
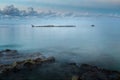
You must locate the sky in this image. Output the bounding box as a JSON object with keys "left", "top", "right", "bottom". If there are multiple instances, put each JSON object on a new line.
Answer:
{"left": 0, "top": 0, "right": 120, "bottom": 17}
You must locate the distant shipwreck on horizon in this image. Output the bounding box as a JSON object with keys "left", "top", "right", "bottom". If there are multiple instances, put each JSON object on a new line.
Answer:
{"left": 32, "top": 25, "right": 76, "bottom": 27}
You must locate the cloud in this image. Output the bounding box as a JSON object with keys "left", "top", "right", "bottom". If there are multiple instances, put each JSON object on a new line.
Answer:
{"left": 1, "top": 5, "right": 20, "bottom": 16}
{"left": 0, "top": 5, "right": 59, "bottom": 17}
{"left": 3, "top": 5, "right": 42, "bottom": 17}
{"left": 0, "top": 5, "right": 80, "bottom": 18}
{"left": 0, "top": 5, "right": 120, "bottom": 18}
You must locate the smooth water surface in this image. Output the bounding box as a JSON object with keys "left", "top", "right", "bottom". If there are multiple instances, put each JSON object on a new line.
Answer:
{"left": 0, "top": 17, "right": 120, "bottom": 70}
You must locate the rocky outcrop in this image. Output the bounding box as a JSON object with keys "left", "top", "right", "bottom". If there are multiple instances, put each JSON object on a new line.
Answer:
{"left": 0, "top": 49, "right": 46, "bottom": 65}
{"left": 0, "top": 56, "right": 55, "bottom": 74}
{"left": 0, "top": 49, "right": 120, "bottom": 80}
{"left": 0, "top": 49, "right": 55, "bottom": 75}
{"left": 0, "top": 49, "right": 18, "bottom": 56}
{"left": 71, "top": 64, "right": 120, "bottom": 80}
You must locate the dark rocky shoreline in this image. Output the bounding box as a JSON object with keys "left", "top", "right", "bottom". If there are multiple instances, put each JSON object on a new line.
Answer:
{"left": 0, "top": 49, "right": 120, "bottom": 80}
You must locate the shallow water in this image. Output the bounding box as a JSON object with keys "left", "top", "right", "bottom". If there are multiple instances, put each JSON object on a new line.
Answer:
{"left": 0, "top": 17, "right": 120, "bottom": 70}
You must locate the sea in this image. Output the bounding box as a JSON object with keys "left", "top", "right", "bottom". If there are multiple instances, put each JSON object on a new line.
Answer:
{"left": 0, "top": 16, "right": 120, "bottom": 71}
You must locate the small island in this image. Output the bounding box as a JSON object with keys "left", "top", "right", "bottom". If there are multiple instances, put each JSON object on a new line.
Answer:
{"left": 32, "top": 25, "right": 76, "bottom": 27}
{"left": 91, "top": 24, "right": 95, "bottom": 27}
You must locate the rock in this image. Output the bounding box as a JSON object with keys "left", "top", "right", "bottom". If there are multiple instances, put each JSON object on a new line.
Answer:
{"left": 23, "top": 62, "right": 35, "bottom": 70}
{"left": 12, "top": 62, "right": 23, "bottom": 70}
{"left": 0, "top": 55, "right": 55, "bottom": 74}
{"left": 72, "top": 75, "right": 80, "bottom": 80}
{"left": 0, "top": 53, "right": 3, "bottom": 57}
{"left": 42, "top": 57, "right": 55, "bottom": 63}
{"left": 79, "top": 64, "right": 120, "bottom": 80}
{"left": 29, "top": 52, "right": 43, "bottom": 59}
{"left": 5, "top": 49, "right": 12, "bottom": 52}
{"left": 79, "top": 64, "right": 98, "bottom": 73}
{"left": 81, "top": 71, "right": 108, "bottom": 80}
{"left": 2, "top": 68, "right": 11, "bottom": 75}
{"left": 68, "top": 63, "right": 77, "bottom": 66}
{"left": 91, "top": 25, "right": 95, "bottom": 27}
{"left": 4, "top": 49, "right": 17, "bottom": 53}
{"left": 0, "top": 49, "right": 18, "bottom": 56}
{"left": 33, "top": 58, "right": 42, "bottom": 64}
{"left": 11, "top": 66, "right": 21, "bottom": 73}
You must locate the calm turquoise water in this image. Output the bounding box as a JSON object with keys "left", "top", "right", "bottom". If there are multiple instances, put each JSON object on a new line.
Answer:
{"left": 0, "top": 17, "right": 120, "bottom": 70}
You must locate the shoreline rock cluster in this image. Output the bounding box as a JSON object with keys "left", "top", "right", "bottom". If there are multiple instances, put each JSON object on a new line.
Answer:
{"left": 0, "top": 49, "right": 55, "bottom": 74}
{"left": 0, "top": 56, "right": 55, "bottom": 74}
{"left": 0, "top": 49, "right": 120, "bottom": 80}
{"left": 70, "top": 63, "right": 120, "bottom": 80}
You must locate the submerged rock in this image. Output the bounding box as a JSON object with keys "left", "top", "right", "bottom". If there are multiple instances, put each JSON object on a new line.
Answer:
{"left": 0, "top": 50, "right": 46, "bottom": 65}
{"left": 0, "top": 49, "right": 18, "bottom": 56}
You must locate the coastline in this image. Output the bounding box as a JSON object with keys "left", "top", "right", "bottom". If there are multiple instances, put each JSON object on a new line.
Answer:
{"left": 0, "top": 49, "right": 120, "bottom": 80}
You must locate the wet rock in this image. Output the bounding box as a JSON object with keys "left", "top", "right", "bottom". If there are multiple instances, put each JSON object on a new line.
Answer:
{"left": 23, "top": 62, "right": 34, "bottom": 70}
{"left": 28, "top": 52, "right": 43, "bottom": 59}
{"left": 0, "top": 49, "right": 120, "bottom": 80}
{"left": 78, "top": 64, "right": 120, "bottom": 80}
{"left": 81, "top": 71, "right": 108, "bottom": 80}
{"left": 23, "top": 59, "right": 36, "bottom": 70}
{"left": 0, "top": 53, "right": 3, "bottom": 57}
{"left": 33, "top": 58, "right": 42, "bottom": 65}
{"left": 0, "top": 49, "right": 18, "bottom": 56}
{"left": 1, "top": 68, "right": 12, "bottom": 75}
{"left": 0, "top": 55, "right": 56, "bottom": 74}
{"left": 79, "top": 64, "right": 98, "bottom": 73}
{"left": 68, "top": 63, "right": 77, "bottom": 66}
{"left": 72, "top": 75, "right": 80, "bottom": 80}
{"left": 42, "top": 57, "right": 55, "bottom": 63}
{"left": 11, "top": 62, "right": 23, "bottom": 71}
{"left": 5, "top": 49, "right": 12, "bottom": 52}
